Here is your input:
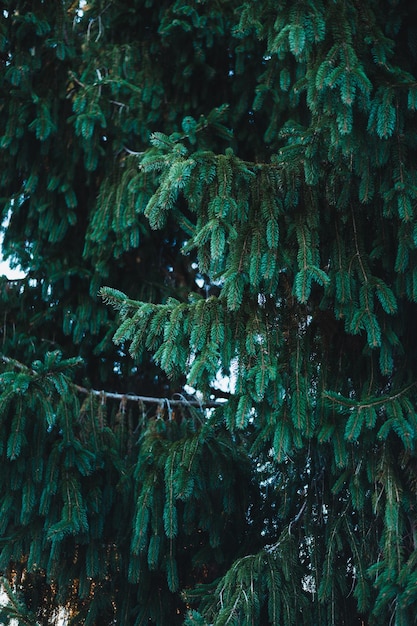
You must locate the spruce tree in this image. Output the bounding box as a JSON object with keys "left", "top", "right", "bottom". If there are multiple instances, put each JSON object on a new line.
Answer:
{"left": 1, "top": 0, "right": 417, "bottom": 625}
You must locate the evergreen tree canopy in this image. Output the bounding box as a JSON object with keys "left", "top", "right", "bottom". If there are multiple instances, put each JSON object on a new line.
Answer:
{"left": 1, "top": 0, "right": 417, "bottom": 624}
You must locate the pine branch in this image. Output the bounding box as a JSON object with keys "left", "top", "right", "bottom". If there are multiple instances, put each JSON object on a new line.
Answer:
{"left": 322, "top": 382, "right": 417, "bottom": 411}
{"left": 0, "top": 353, "right": 222, "bottom": 409}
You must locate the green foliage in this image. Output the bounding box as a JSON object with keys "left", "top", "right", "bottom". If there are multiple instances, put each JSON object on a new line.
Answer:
{"left": 0, "top": 353, "right": 253, "bottom": 625}
{"left": 2, "top": 0, "right": 417, "bottom": 624}
{"left": 183, "top": 536, "right": 308, "bottom": 626}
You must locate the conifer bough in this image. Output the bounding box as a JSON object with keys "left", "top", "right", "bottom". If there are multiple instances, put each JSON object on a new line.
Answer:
{"left": 1, "top": 1, "right": 417, "bottom": 625}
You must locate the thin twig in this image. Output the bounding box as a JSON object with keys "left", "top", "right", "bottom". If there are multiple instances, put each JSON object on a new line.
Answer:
{"left": 74, "top": 384, "right": 221, "bottom": 408}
